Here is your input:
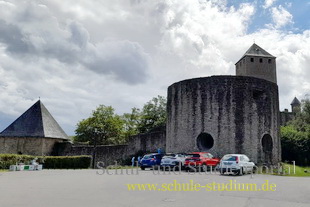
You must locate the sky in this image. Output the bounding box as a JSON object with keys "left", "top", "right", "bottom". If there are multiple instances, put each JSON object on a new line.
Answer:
{"left": 0, "top": 0, "right": 309, "bottom": 135}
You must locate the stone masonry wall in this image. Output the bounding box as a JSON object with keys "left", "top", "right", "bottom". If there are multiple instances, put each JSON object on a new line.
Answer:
{"left": 166, "top": 76, "right": 280, "bottom": 164}
{"left": 56, "top": 127, "right": 166, "bottom": 166}
{"left": 0, "top": 137, "right": 64, "bottom": 156}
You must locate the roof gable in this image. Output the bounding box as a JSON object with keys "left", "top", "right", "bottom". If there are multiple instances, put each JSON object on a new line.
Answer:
{"left": 236, "top": 43, "right": 275, "bottom": 64}
{"left": 243, "top": 43, "right": 275, "bottom": 57}
{"left": 291, "top": 97, "right": 301, "bottom": 105}
{"left": 0, "top": 101, "right": 68, "bottom": 139}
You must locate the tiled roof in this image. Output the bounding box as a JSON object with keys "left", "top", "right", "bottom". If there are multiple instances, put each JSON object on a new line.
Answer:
{"left": 0, "top": 100, "right": 68, "bottom": 139}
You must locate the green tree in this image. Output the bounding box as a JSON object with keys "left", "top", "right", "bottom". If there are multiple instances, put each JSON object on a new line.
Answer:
{"left": 281, "top": 96, "right": 310, "bottom": 165}
{"left": 289, "top": 97, "right": 310, "bottom": 132}
{"left": 281, "top": 125, "right": 310, "bottom": 166}
{"left": 121, "top": 107, "right": 141, "bottom": 138}
{"left": 137, "top": 95, "right": 167, "bottom": 133}
{"left": 74, "top": 105, "right": 125, "bottom": 145}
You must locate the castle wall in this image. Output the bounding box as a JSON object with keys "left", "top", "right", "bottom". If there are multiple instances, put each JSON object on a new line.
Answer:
{"left": 167, "top": 76, "right": 280, "bottom": 164}
{"left": 0, "top": 137, "right": 64, "bottom": 156}
{"left": 56, "top": 127, "right": 166, "bottom": 166}
{"left": 280, "top": 111, "right": 295, "bottom": 126}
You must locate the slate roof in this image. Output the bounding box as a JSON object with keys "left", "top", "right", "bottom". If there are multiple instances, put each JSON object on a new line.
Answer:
{"left": 0, "top": 100, "right": 68, "bottom": 139}
{"left": 236, "top": 43, "right": 275, "bottom": 64}
{"left": 291, "top": 97, "right": 301, "bottom": 105}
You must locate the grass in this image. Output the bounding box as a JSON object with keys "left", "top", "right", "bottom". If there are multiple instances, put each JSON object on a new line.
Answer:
{"left": 282, "top": 164, "right": 310, "bottom": 177}
{"left": 275, "top": 163, "right": 310, "bottom": 177}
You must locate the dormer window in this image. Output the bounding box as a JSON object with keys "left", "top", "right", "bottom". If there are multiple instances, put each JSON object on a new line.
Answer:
{"left": 250, "top": 58, "right": 254, "bottom": 62}
{"left": 259, "top": 58, "right": 263, "bottom": 63}
{"left": 268, "top": 59, "right": 271, "bottom": 64}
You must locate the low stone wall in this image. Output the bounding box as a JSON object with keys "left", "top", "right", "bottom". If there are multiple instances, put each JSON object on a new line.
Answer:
{"left": 0, "top": 137, "right": 64, "bottom": 156}
{"left": 56, "top": 126, "right": 166, "bottom": 166}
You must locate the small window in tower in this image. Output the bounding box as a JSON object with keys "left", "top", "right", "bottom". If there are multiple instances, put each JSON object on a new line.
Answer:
{"left": 250, "top": 58, "right": 254, "bottom": 62}
{"left": 268, "top": 59, "right": 271, "bottom": 64}
{"left": 260, "top": 58, "right": 263, "bottom": 63}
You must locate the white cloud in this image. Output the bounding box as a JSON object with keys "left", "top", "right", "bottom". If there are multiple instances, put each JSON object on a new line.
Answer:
{"left": 271, "top": 5, "right": 293, "bottom": 28}
{"left": 263, "top": 0, "right": 277, "bottom": 9}
{"left": 0, "top": 0, "right": 309, "bottom": 134}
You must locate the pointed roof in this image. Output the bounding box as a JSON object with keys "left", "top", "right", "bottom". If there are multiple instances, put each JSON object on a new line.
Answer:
{"left": 291, "top": 97, "right": 301, "bottom": 106}
{"left": 236, "top": 43, "right": 275, "bottom": 64}
{"left": 0, "top": 100, "right": 68, "bottom": 139}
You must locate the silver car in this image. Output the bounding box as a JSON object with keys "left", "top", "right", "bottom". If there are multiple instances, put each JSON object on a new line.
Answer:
{"left": 219, "top": 154, "right": 256, "bottom": 175}
{"left": 160, "top": 153, "right": 188, "bottom": 170}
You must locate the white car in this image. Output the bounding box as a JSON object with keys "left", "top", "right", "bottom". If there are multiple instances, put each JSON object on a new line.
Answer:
{"left": 160, "top": 153, "right": 188, "bottom": 170}
{"left": 219, "top": 154, "right": 255, "bottom": 175}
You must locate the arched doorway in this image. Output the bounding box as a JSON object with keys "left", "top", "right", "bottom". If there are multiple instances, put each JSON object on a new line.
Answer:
{"left": 262, "top": 134, "right": 273, "bottom": 164}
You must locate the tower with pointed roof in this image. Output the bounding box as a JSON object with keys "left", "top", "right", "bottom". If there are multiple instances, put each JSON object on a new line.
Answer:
{"left": 291, "top": 97, "right": 301, "bottom": 114}
{"left": 235, "top": 43, "right": 277, "bottom": 83}
{"left": 0, "top": 100, "right": 68, "bottom": 156}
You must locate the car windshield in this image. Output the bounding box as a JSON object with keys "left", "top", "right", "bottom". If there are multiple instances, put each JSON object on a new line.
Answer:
{"left": 143, "top": 155, "right": 153, "bottom": 159}
{"left": 162, "top": 155, "right": 174, "bottom": 159}
{"left": 164, "top": 154, "right": 175, "bottom": 157}
{"left": 222, "top": 155, "right": 237, "bottom": 161}
{"left": 187, "top": 154, "right": 200, "bottom": 157}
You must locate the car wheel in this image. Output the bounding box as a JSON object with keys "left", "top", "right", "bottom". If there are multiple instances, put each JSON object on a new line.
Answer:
{"left": 202, "top": 164, "right": 208, "bottom": 172}
{"left": 180, "top": 163, "right": 184, "bottom": 171}
{"left": 141, "top": 167, "right": 145, "bottom": 170}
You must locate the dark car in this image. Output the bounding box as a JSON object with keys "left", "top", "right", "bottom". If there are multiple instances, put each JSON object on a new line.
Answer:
{"left": 140, "top": 153, "right": 164, "bottom": 170}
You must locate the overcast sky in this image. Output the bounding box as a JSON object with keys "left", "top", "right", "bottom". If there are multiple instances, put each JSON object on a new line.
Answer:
{"left": 0, "top": 0, "right": 309, "bottom": 135}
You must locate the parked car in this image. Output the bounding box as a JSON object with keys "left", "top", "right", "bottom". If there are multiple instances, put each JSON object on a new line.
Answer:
{"left": 218, "top": 154, "right": 255, "bottom": 175}
{"left": 160, "top": 153, "right": 189, "bottom": 170}
{"left": 140, "top": 153, "right": 164, "bottom": 170}
{"left": 184, "top": 152, "right": 220, "bottom": 171}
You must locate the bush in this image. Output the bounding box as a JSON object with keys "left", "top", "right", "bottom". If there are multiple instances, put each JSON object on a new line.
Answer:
{"left": 38, "top": 156, "right": 91, "bottom": 169}
{"left": 281, "top": 126, "right": 310, "bottom": 166}
{"left": 0, "top": 154, "right": 91, "bottom": 169}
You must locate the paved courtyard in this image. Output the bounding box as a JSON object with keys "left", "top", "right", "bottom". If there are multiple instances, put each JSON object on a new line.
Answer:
{"left": 0, "top": 169, "right": 309, "bottom": 207}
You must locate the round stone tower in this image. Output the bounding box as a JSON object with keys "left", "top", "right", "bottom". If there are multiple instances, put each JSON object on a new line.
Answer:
{"left": 166, "top": 44, "right": 281, "bottom": 164}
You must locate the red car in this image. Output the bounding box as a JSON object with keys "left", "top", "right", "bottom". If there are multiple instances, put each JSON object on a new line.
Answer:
{"left": 184, "top": 152, "right": 220, "bottom": 171}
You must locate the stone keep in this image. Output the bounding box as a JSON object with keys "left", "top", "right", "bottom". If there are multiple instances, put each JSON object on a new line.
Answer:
{"left": 166, "top": 44, "right": 280, "bottom": 164}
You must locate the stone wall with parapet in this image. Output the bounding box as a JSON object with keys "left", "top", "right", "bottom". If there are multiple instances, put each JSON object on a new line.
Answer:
{"left": 55, "top": 126, "right": 166, "bottom": 166}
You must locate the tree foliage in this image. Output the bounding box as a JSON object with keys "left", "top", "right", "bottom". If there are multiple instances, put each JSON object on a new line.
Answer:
{"left": 121, "top": 107, "right": 140, "bottom": 138}
{"left": 281, "top": 96, "right": 310, "bottom": 166}
{"left": 74, "top": 105, "right": 125, "bottom": 145}
{"left": 281, "top": 125, "right": 310, "bottom": 166}
{"left": 137, "top": 95, "right": 167, "bottom": 133}
{"left": 74, "top": 96, "right": 167, "bottom": 145}
{"left": 288, "top": 97, "right": 310, "bottom": 132}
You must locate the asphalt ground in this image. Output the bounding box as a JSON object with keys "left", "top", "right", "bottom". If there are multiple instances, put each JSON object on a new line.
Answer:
{"left": 0, "top": 169, "right": 309, "bottom": 207}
